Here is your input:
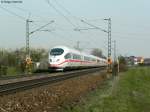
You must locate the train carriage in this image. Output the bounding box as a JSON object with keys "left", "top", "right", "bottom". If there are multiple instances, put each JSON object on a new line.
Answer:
{"left": 48, "top": 46, "right": 107, "bottom": 71}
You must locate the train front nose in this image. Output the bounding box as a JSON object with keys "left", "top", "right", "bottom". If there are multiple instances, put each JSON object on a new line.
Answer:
{"left": 49, "top": 58, "right": 60, "bottom": 63}
{"left": 49, "top": 57, "right": 62, "bottom": 68}
{"left": 48, "top": 47, "right": 65, "bottom": 70}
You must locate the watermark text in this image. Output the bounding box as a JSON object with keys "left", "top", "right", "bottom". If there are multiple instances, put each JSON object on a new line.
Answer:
{"left": 1, "top": 0, "right": 23, "bottom": 4}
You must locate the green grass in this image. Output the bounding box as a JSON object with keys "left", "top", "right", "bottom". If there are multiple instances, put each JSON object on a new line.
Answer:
{"left": 0, "top": 67, "right": 20, "bottom": 77}
{"left": 7, "top": 67, "right": 18, "bottom": 76}
{"left": 63, "top": 67, "right": 150, "bottom": 112}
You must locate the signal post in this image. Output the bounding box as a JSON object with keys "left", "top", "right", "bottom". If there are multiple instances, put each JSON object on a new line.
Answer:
{"left": 25, "top": 56, "right": 33, "bottom": 74}
{"left": 107, "top": 57, "right": 112, "bottom": 73}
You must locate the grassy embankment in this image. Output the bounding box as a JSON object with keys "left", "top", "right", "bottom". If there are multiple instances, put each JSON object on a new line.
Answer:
{"left": 63, "top": 67, "right": 150, "bottom": 112}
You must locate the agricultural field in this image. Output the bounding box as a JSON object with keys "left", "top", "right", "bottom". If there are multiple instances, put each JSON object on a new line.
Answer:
{"left": 63, "top": 67, "right": 150, "bottom": 112}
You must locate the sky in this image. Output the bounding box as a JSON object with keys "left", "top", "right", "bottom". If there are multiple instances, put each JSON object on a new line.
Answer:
{"left": 0, "top": 0, "right": 150, "bottom": 58}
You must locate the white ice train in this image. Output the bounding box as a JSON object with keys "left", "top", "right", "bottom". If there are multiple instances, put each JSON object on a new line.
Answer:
{"left": 48, "top": 46, "right": 107, "bottom": 71}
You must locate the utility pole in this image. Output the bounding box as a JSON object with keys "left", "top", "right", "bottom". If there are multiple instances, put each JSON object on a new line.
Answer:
{"left": 108, "top": 18, "right": 111, "bottom": 59}
{"left": 104, "top": 18, "right": 112, "bottom": 72}
{"left": 26, "top": 19, "right": 33, "bottom": 58}
{"left": 104, "top": 18, "right": 111, "bottom": 59}
{"left": 113, "top": 40, "right": 116, "bottom": 62}
{"left": 74, "top": 18, "right": 112, "bottom": 71}
{"left": 25, "top": 19, "right": 54, "bottom": 74}
{"left": 26, "top": 20, "right": 54, "bottom": 58}
{"left": 78, "top": 19, "right": 112, "bottom": 61}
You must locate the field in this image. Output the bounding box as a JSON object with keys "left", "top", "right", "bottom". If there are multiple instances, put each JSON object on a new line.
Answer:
{"left": 0, "top": 70, "right": 107, "bottom": 112}
{"left": 63, "top": 67, "right": 150, "bottom": 112}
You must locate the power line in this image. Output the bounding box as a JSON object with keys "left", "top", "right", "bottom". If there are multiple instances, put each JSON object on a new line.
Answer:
{"left": 53, "top": 0, "right": 98, "bottom": 28}
{"left": 11, "top": 6, "right": 56, "bottom": 32}
{"left": 52, "top": 0, "right": 71, "bottom": 15}
{"left": 30, "top": 20, "right": 54, "bottom": 35}
{"left": 75, "top": 30, "right": 106, "bottom": 50}
{"left": 45, "top": 0, "right": 76, "bottom": 28}
{"left": 12, "top": 6, "right": 52, "bottom": 23}
{"left": 52, "top": 0, "right": 81, "bottom": 21}
{"left": 0, "top": 6, "right": 26, "bottom": 20}
{"left": 78, "top": 20, "right": 108, "bottom": 33}
{"left": 46, "top": 30, "right": 73, "bottom": 43}
{"left": 83, "top": 18, "right": 104, "bottom": 22}
{"left": 52, "top": 0, "right": 82, "bottom": 28}
{"left": 26, "top": 19, "right": 54, "bottom": 57}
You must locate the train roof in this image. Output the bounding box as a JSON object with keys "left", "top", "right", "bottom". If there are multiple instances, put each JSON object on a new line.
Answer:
{"left": 51, "top": 45, "right": 81, "bottom": 54}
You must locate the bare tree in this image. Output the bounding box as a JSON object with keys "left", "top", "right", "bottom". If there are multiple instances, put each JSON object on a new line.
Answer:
{"left": 91, "top": 48, "right": 103, "bottom": 57}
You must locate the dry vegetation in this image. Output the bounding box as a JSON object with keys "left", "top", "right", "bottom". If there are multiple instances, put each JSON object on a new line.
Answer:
{"left": 0, "top": 71, "right": 107, "bottom": 112}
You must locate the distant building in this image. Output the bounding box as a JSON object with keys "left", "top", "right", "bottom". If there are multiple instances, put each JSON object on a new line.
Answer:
{"left": 125, "top": 56, "right": 135, "bottom": 66}
{"left": 125, "top": 56, "right": 144, "bottom": 66}
{"left": 144, "top": 58, "right": 150, "bottom": 65}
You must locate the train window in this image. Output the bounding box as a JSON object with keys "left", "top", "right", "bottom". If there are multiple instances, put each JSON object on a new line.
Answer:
{"left": 78, "top": 55, "right": 81, "bottom": 59}
{"left": 84, "top": 56, "right": 90, "bottom": 61}
{"left": 65, "top": 53, "right": 71, "bottom": 59}
{"left": 97, "top": 60, "right": 100, "bottom": 62}
{"left": 92, "top": 58, "right": 96, "bottom": 62}
{"left": 73, "top": 54, "right": 81, "bottom": 59}
{"left": 50, "top": 48, "right": 64, "bottom": 56}
{"left": 73, "top": 54, "right": 77, "bottom": 59}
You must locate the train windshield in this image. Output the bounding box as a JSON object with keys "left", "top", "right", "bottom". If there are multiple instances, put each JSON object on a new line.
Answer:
{"left": 50, "top": 48, "right": 64, "bottom": 56}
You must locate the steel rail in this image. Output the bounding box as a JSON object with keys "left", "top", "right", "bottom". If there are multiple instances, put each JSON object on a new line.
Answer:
{"left": 0, "top": 67, "right": 105, "bottom": 96}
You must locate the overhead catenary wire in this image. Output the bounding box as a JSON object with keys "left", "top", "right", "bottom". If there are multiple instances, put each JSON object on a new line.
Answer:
{"left": 75, "top": 29, "right": 106, "bottom": 50}
{"left": 6, "top": 3, "right": 78, "bottom": 44}
{"left": 10, "top": 6, "right": 57, "bottom": 34}
{"left": 74, "top": 19, "right": 150, "bottom": 41}
{"left": 52, "top": 0, "right": 81, "bottom": 24}
{"left": 2, "top": 2, "right": 148, "bottom": 52}
{"left": 1, "top": 1, "right": 108, "bottom": 47}
{"left": 80, "top": 20, "right": 108, "bottom": 33}
{"left": 53, "top": 0, "right": 100, "bottom": 33}
{"left": 52, "top": 0, "right": 71, "bottom": 15}
{"left": 73, "top": 19, "right": 107, "bottom": 49}
{"left": 0, "top": 5, "right": 51, "bottom": 30}
{"left": 29, "top": 20, "right": 55, "bottom": 35}
{"left": 0, "top": 2, "right": 120, "bottom": 56}
{"left": 0, "top": 6, "right": 26, "bottom": 20}
{"left": 45, "top": 0, "right": 77, "bottom": 28}
{"left": 12, "top": 6, "right": 53, "bottom": 23}
{"left": 45, "top": 0, "right": 89, "bottom": 45}
{"left": 13, "top": 0, "right": 81, "bottom": 31}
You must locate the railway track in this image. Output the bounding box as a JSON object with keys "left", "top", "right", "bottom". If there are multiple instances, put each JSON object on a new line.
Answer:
{"left": 0, "top": 67, "right": 105, "bottom": 96}
{"left": 0, "top": 70, "right": 50, "bottom": 80}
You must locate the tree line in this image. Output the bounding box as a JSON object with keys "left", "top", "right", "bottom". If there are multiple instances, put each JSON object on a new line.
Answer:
{"left": 0, "top": 48, "right": 48, "bottom": 75}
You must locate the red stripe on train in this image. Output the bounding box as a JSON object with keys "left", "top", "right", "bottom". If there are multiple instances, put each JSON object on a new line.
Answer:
{"left": 50, "top": 59, "right": 96, "bottom": 67}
